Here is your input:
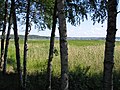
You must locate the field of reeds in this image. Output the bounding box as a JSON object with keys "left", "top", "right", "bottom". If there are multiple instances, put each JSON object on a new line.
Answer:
{"left": 0, "top": 40, "right": 120, "bottom": 90}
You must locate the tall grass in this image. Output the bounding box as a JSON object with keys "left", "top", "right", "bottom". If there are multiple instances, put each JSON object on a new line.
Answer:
{"left": 1, "top": 40, "right": 120, "bottom": 89}
{"left": 5, "top": 40, "right": 120, "bottom": 75}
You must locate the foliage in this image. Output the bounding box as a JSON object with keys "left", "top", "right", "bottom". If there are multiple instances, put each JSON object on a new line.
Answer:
{"left": 0, "top": 0, "right": 5, "bottom": 29}
{"left": 16, "top": 0, "right": 55, "bottom": 30}
{"left": 0, "top": 0, "right": 109, "bottom": 30}
{"left": 88, "top": 0, "right": 107, "bottom": 24}
{"left": 66, "top": 0, "right": 108, "bottom": 25}
{"left": 65, "top": 0, "right": 88, "bottom": 25}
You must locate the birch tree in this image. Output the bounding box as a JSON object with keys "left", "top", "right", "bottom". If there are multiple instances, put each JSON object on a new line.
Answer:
{"left": 23, "top": 0, "right": 30, "bottom": 89}
{"left": 47, "top": 0, "right": 57, "bottom": 89}
{"left": 103, "top": 0, "right": 118, "bottom": 90}
{"left": 57, "top": 0, "right": 69, "bottom": 90}
{"left": 3, "top": 1, "right": 13, "bottom": 74}
{"left": 11, "top": 0, "right": 23, "bottom": 88}
{"left": 0, "top": 0, "right": 8, "bottom": 68}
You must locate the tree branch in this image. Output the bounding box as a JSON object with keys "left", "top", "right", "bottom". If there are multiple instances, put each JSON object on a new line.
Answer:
{"left": 117, "top": 11, "right": 120, "bottom": 14}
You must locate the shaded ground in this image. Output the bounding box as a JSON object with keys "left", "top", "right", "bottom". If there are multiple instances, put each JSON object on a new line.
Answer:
{"left": 0, "top": 72, "right": 20, "bottom": 90}
{"left": 0, "top": 65, "right": 120, "bottom": 90}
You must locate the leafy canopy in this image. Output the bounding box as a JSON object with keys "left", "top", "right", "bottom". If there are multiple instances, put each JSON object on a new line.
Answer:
{"left": 0, "top": 0, "right": 108, "bottom": 30}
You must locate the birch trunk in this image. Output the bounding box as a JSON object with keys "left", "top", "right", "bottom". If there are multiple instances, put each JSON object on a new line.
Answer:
{"left": 103, "top": 0, "right": 117, "bottom": 90}
{"left": 11, "top": 0, "right": 23, "bottom": 88}
{"left": 47, "top": 0, "right": 57, "bottom": 90}
{"left": 23, "top": 0, "right": 30, "bottom": 89}
{"left": 57, "top": 0, "right": 69, "bottom": 90}
{"left": 0, "top": 0, "right": 8, "bottom": 68}
{"left": 3, "top": 3, "right": 12, "bottom": 74}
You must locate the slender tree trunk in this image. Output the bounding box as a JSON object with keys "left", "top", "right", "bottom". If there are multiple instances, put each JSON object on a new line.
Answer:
{"left": 0, "top": 0, "right": 8, "bottom": 68}
{"left": 47, "top": 0, "right": 57, "bottom": 90}
{"left": 3, "top": 3, "right": 13, "bottom": 74}
{"left": 103, "top": 0, "right": 117, "bottom": 90}
{"left": 11, "top": 0, "right": 23, "bottom": 89}
{"left": 57, "top": 0, "right": 69, "bottom": 90}
{"left": 23, "top": 0, "right": 30, "bottom": 89}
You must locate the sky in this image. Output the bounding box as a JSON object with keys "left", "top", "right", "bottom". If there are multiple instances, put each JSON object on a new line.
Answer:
{"left": 26, "top": 13, "right": 120, "bottom": 37}
{"left": 1, "top": 3, "right": 120, "bottom": 37}
{"left": 24, "top": 3, "right": 120, "bottom": 37}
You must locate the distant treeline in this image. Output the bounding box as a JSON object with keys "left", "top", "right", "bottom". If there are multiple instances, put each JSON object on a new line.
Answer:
{"left": 0, "top": 34, "right": 120, "bottom": 40}
{"left": 0, "top": 34, "right": 50, "bottom": 40}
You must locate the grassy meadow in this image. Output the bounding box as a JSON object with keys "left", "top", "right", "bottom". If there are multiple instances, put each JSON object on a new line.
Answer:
{"left": 0, "top": 39, "right": 120, "bottom": 90}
